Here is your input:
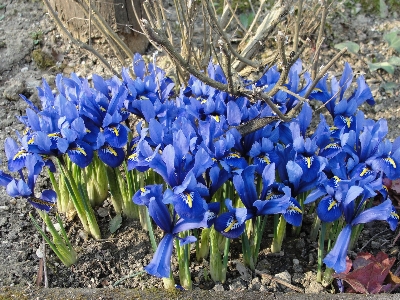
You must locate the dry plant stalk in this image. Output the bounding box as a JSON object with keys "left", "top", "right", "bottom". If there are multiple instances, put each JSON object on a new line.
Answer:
{"left": 45, "top": 0, "right": 348, "bottom": 136}
{"left": 137, "top": 0, "right": 347, "bottom": 135}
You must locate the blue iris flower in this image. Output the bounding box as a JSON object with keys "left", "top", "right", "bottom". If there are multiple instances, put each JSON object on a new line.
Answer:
{"left": 215, "top": 164, "right": 293, "bottom": 238}
{"left": 137, "top": 189, "right": 213, "bottom": 278}
{"left": 0, "top": 155, "right": 56, "bottom": 213}
{"left": 324, "top": 198, "right": 394, "bottom": 273}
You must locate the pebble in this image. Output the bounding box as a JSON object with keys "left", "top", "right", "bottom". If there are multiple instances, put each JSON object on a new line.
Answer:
{"left": 3, "top": 79, "right": 25, "bottom": 101}
{"left": 371, "top": 241, "right": 381, "bottom": 249}
{"left": 235, "top": 261, "right": 252, "bottom": 281}
{"left": 36, "top": 247, "right": 44, "bottom": 258}
{"left": 97, "top": 207, "right": 109, "bottom": 217}
{"left": 275, "top": 270, "right": 291, "bottom": 283}
{"left": 21, "top": 66, "right": 28, "bottom": 72}
{"left": 213, "top": 283, "right": 225, "bottom": 291}
{"left": 0, "top": 206, "right": 10, "bottom": 211}
{"left": 293, "top": 258, "right": 299, "bottom": 265}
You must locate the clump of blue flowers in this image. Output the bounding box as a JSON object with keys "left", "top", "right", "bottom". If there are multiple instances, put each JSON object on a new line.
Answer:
{"left": 0, "top": 53, "right": 399, "bottom": 290}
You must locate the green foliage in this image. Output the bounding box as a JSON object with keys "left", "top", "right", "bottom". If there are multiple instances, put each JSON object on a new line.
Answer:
{"left": 213, "top": 0, "right": 261, "bottom": 15}
{"left": 31, "top": 30, "right": 43, "bottom": 45}
{"left": 239, "top": 12, "right": 254, "bottom": 29}
{"left": 381, "top": 82, "right": 399, "bottom": 95}
{"left": 384, "top": 31, "right": 400, "bottom": 53}
{"left": 334, "top": 41, "right": 360, "bottom": 54}
{"left": 368, "top": 61, "right": 395, "bottom": 74}
{"left": 366, "top": 31, "right": 400, "bottom": 74}
{"left": 109, "top": 214, "right": 122, "bottom": 234}
{"left": 340, "top": 0, "right": 400, "bottom": 16}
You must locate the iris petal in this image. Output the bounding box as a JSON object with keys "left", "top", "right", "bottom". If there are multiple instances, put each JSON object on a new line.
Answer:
{"left": 103, "top": 124, "right": 128, "bottom": 148}
{"left": 67, "top": 141, "right": 94, "bottom": 168}
{"left": 145, "top": 233, "right": 174, "bottom": 278}
{"left": 173, "top": 191, "right": 206, "bottom": 220}
{"left": 28, "top": 190, "right": 57, "bottom": 213}
{"left": 323, "top": 224, "right": 352, "bottom": 273}
{"left": 214, "top": 211, "right": 246, "bottom": 239}
{"left": 317, "top": 195, "right": 341, "bottom": 223}
{"left": 284, "top": 199, "right": 303, "bottom": 226}
{"left": 98, "top": 144, "right": 125, "bottom": 168}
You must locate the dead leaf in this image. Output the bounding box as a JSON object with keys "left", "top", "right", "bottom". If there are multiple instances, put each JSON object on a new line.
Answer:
{"left": 334, "top": 251, "right": 399, "bottom": 294}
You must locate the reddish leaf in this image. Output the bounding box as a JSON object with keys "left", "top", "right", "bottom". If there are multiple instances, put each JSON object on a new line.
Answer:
{"left": 334, "top": 252, "right": 398, "bottom": 294}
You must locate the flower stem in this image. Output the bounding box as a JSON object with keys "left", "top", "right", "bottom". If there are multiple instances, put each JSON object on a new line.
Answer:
{"left": 271, "top": 214, "right": 286, "bottom": 253}
{"left": 317, "top": 222, "right": 326, "bottom": 282}
{"left": 30, "top": 212, "right": 77, "bottom": 267}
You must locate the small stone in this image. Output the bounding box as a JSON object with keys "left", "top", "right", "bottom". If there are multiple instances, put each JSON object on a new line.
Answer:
{"left": 97, "top": 207, "right": 109, "bottom": 217}
{"left": 213, "top": 283, "right": 225, "bottom": 291}
{"left": 9, "top": 199, "right": 17, "bottom": 205}
{"left": 0, "top": 217, "right": 7, "bottom": 226}
{"left": 275, "top": 270, "right": 291, "bottom": 283}
{"left": 21, "top": 66, "right": 28, "bottom": 72}
{"left": 229, "top": 278, "right": 246, "bottom": 291}
{"left": 295, "top": 238, "right": 305, "bottom": 249}
{"left": 63, "top": 67, "right": 74, "bottom": 75}
{"left": 371, "top": 241, "right": 380, "bottom": 249}
{"left": 235, "top": 261, "right": 252, "bottom": 281}
{"left": 293, "top": 258, "right": 299, "bottom": 265}
{"left": 256, "top": 259, "right": 271, "bottom": 271}
{"left": 305, "top": 281, "right": 325, "bottom": 294}
{"left": 36, "top": 247, "right": 44, "bottom": 258}
{"left": 0, "top": 206, "right": 10, "bottom": 211}
{"left": 293, "top": 264, "right": 303, "bottom": 273}
{"left": 3, "top": 79, "right": 25, "bottom": 101}
{"left": 78, "top": 230, "right": 89, "bottom": 240}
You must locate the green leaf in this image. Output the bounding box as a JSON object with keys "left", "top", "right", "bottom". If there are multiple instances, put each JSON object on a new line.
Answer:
{"left": 109, "top": 214, "right": 122, "bottom": 233}
{"left": 381, "top": 82, "right": 398, "bottom": 93}
{"left": 388, "top": 56, "right": 400, "bottom": 66}
{"left": 384, "top": 31, "right": 400, "bottom": 53}
{"left": 239, "top": 13, "right": 254, "bottom": 29}
{"left": 368, "top": 61, "right": 395, "bottom": 74}
{"left": 334, "top": 41, "right": 360, "bottom": 54}
{"left": 380, "top": 0, "right": 388, "bottom": 18}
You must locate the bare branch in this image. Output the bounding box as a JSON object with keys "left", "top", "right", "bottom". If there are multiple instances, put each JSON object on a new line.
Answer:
{"left": 311, "top": 0, "right": 327, "bottom": 80}
{"left": 292, "top": 0, "right": 303, "bottom": 53}
{"left": 202, "top": 0, "right": 261, "bottom": 69}
{"left": 304, "top": 47, "right": 348, "bottom": 99}
{"left": 233, "top": 0, "right": 294, "bottom": 71}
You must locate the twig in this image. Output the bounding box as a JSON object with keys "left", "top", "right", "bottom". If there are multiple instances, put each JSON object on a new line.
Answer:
{"left": 202, "top": 0, "right": 260, "bottom": 69}
{"left": 235, "top": 116, "right": 279, "bottom": 136}
{"left": 255, "top": 269, "right": 304, "bottom": 293}
{"left": 225, "top": 1, "right": 247, "bottom": 33}
{"left": 304, "top": 47, "right": 348, "bottom": 99}
{"left": 361, "top": 229, "right": 390, "bottom": 251}
{"left": 73, "top": 0, "right": 126, "bottom": 64}
{"left": 219, "top": 39, "right": 234, "bottom": 94}
{"left": 80, "top": 0, "right": 133, "bottom": 60}
{"left": 42, "top": 0, "right": 119, "bottom": 76}
{"left": 278, "top": 86, "right": 309, "bottom": 104}
{"left": 292, "top": 0, "right": 303, "bottom": 53}
{"left": 311, "top": 0, "right": 327, "bottom": 80}
{"left": 88, "top": 0, "right": 91, "bottom": 46}
{"left": 233, "top": 0, "right": 294, "bottom": 71}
